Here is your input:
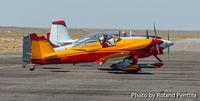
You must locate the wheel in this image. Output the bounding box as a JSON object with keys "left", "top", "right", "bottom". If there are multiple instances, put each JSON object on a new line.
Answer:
{"left": 30, "top": 66, "right": 35, "bottom": 71}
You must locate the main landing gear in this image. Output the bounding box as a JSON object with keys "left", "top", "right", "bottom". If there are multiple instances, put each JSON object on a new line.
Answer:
{"left": 110, "top": 56, "right": 141, "bottom": 73}
{"left": 151, "top": 55, "right": 164, "bottom": 67}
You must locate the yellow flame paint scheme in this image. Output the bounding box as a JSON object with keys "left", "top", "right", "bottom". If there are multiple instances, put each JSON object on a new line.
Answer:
{"left": 31, "top": 39, "right": 152, "bottom": 63}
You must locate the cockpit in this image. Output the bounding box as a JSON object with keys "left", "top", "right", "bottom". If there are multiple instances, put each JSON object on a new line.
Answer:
{"left": 73, "top": 31, "right": 122, "bottom": 48}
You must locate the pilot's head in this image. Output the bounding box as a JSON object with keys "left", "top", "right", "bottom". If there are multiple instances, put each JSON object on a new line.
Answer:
{"left": 122, "top": 31, "right": 126, "bottom": 37}
{"left": 100, "top": 35, "right": 107, "bottom": 41}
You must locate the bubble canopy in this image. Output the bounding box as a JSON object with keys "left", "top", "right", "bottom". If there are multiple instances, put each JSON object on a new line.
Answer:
{"left": 73, "top": 30, "right": 122, "bottom": 47}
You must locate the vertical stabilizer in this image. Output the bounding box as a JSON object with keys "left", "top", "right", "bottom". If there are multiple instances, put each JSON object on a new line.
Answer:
{"left": 50, "top": 20, "right": 71, "bottom": 47}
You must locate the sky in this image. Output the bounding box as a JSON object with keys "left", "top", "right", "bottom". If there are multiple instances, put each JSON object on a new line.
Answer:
{"left": 0, "top": 0, "right": 200, "bottom": 30}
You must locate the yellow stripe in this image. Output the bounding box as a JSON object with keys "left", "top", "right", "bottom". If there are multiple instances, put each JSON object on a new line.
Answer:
{"left": 184, "top": 42, "right": 191, "bottom": 50}
{"left": 0, "top": 65, "right": 20, "bottom": 69}
{"left": 0, "top": 67, "right": 5, "bottom": 69}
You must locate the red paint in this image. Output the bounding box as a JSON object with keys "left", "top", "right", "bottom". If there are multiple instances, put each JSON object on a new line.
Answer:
{"left": 38, "top": 36, "right": 46, "bottom": 40}
{"left": 102, "top": 42, "right": 109, "bottom": 48}
{"left": 32, "top": 52, "right": 119, "bottom": 64}
{"left": 129, "top": 54, "right": 138, "bottom": 64}
{"left": 151, "top": 63, "right": 163, "bottom": 67}
{"left": 52, "top": 20, "right": 65, "bottom": 25}
{"left": 153, "top": 55, "right": 162, "bottom": 62}
{"left": 30, "top": 33, "right": 39, "bottom": 41}
{"left": 47, "top": 32, "right": 50, "bottom": 41}
{"left": 153, "top": 39, "right": 163, "bottom": 45}
{"left": 31, "top": 59, "right": 43, "bottom": 64}
{"left": 152, "top": 47, "right": 164, "bottom": 55}
{"left": 95, "top": 60, "right": 104, "bottom": 62}
{"left": 30, "top": 33, "right": 47, "bottom": 41}
{"left": 156, "top": 36, "right": 162, "bottom": 39}
{"left": 51, "top": 46, "right": 57, "bottom": 48}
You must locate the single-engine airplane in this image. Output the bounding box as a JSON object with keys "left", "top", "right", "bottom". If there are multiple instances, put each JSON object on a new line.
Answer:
{"left": 48, "top": 20, "right": 77, "bottom": 49}
{"left": 22, "top": 26, "right": 174, "bottom": 72}
{"left": 39, "top": 21, "right": 174, "bottom": 68}
{"left": 45, "top": 20, "right": 172, "bottom": 57}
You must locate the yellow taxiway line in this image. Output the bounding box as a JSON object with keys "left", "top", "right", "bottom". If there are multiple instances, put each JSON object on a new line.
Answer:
{"left": 0, "top": 65, "right": 20, "bottom": 69}
{"left": 184, "top": 42, "right": 191, "bottom": 50}
{"left": 0, "top": 67, "right": 5, "bottom": 69}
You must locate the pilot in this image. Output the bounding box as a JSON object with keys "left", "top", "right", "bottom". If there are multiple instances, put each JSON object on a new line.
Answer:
{"left": 122, "top": 31, "right": 127, "bottom": 37}
{"left": 100, "top": 35, "right": 111, "bottom": 48}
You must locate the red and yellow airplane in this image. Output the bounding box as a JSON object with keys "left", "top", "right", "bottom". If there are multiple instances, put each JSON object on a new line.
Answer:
{"left": 23, "top": 30, "right": 173, "bottom": 72}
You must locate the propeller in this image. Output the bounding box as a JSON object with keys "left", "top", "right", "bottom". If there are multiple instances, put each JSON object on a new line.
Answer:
{"left": 154, "top": 24, "right": 157, "bottom": 38}
{"left": 168, "top": 30, "right": 170, "bottom": 40}
{"left": 153, "top": 24, "right": 160, "bottom": 54}
{"left": 167, "top": 30, "right": 170, "bottom": 58}
{"left": 146, "top": 30, "right": 149, "bottom": 39}
{"left": 156, "top": 44, "right": 160, "bottom": 54}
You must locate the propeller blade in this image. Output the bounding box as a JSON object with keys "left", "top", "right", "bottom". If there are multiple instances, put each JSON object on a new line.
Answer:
{"left": 168, "top": 30, "right": 170, "bottom": 41}
{"left": 168, "top": 30, "right": 170, "bottom": 58}
{"left": 146, "top": 30, "right": 149, "bottom": 39}
{"left": 156, "top": 44, "right": 160, "bottom": 54}
{"left": 154, "top": 24, "right": 157, "bottom": 38}
{"left": 168, "top": 46, "right": 170, "bottom": 58}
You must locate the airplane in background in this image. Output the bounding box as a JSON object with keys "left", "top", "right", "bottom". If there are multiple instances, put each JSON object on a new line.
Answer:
{"left": 47, "top": 21, "right": 173, "bottom": 55}
{"left": 47, "top": 20, "right": 77, "bottom": 51}
{"left": 22, "top": 26, "right": 174, "bottom": 72}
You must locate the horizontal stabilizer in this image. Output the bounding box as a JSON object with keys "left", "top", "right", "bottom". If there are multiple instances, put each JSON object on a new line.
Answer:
{"left": 22, "top": 35, "right": 31, "bottom": 63}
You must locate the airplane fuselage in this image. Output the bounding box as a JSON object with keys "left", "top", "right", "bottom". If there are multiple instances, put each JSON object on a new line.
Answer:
{"left": 31, "top": 38, "right": 163, "bottom": 65}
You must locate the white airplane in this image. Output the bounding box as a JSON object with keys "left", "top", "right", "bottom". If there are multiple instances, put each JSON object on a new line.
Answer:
{"left": 48, "top": 21, "right": 173, "bottom": 54}
{"left": 48, "top": 20, "right": 77, "bottom": 51}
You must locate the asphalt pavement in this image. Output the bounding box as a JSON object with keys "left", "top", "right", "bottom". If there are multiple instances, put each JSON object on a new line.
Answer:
{"left": 0, "top": 39, "right": 199, "bottom": 101}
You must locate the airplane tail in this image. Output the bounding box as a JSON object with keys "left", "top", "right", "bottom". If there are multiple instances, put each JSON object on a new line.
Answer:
{"left": 22, "top": 33, "right": 54, "bottom": 64}
{"left": 49, "top": 20, "right": 72, "bottom": 47}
